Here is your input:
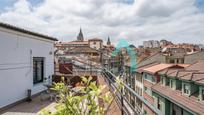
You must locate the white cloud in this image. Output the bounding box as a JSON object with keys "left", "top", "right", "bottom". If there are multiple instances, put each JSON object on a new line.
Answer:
{"left": 0, "top": 0, "right": 204, "bottom": 46}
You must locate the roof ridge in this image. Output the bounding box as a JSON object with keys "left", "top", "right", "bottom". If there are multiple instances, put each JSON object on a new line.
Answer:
{"left": 0, "top": 22, "right": 58, "bottom": 41}
{"left": 137, "top": 61, "right": 160, "bottom": 68}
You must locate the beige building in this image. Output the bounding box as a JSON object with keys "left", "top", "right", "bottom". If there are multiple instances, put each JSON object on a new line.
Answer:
{"left": 88, "top": 38, "right": 103, "bottom": 50}
{"left": 55, "top": 29, "right": 103, "bottom": 51}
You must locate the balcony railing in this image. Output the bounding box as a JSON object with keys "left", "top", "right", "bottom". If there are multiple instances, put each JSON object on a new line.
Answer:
{"left": 101, "top": 68, "right": 163, "bottom": 115}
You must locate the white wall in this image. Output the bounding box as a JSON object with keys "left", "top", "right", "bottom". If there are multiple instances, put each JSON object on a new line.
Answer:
{"left": 0, "top": 28, "right": 54, "bottom": 108}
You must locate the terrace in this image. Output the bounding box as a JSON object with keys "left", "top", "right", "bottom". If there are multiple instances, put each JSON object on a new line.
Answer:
{"left": 0, "top": 75, "right": 121, "bottom": 115}
{"left": 0, "top": 52, "right": 164, "bottom": 115}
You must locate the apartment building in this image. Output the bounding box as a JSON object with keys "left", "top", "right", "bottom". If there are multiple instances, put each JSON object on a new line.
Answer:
{"left": 143, "top": 40, "right": 160, "bottom": 48}
{"left": 140, "top": 63, "right": 189, "bottom": 115}
{"left": 152, "top": 60, "right": 204, "bottom": 115}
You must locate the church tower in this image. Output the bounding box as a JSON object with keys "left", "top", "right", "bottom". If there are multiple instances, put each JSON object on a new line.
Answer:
{"left": 77, "top": 28, "right": 84, "bottom": 41}
{"left": 107, "top": 36, "right": 111, "bottom": 45}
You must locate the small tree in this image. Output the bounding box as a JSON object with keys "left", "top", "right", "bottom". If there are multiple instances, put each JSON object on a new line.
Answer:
{"left": 40, "top": 76, "right": 123, "bottom": 115}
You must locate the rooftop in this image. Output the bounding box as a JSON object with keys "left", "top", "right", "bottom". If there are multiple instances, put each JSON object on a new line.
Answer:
{"left": 186, "top": 60, "right": 204, "bottom": 72}
{"left": 137, "top": 62, "right": 160, "bottom": 73}
{"left": 142, "top": 63, "right": 189, "bottom": 74}
{"left": 88, "top": 38, "right": 103, "bottom": 41}
{"left": 0, "top": 22, "right": 58, "bottom": 41}
{"left": 62, "top": 41, "right": 89, "bottom": 45}
{"left": 67, "top": 46, "right": 99, "bottom": 53}
{"left": 152, "top": 83, "right": 204, "bottom": 115}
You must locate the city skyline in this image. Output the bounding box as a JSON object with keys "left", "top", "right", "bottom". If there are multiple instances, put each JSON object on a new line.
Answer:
{"left": 0, "top": 0, "right": 204, "bottom": 46}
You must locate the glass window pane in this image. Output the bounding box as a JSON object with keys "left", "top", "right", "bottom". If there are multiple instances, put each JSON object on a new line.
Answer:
{"left": 33, "top": 57, "right": 44, "bottom": 84}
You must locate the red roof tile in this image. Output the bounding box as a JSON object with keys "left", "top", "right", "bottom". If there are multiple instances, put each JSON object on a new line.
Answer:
{"left": 152, "top": 84, "right": 204, "bottom": 115}
{"left": 142, "top": 64, "right": 177, "bottom": 74}
{"left": 137, "top": 62, "right": 160, "bottom": 73}
{"left": 143, "top": 79, "right": 154, "bottom": 88}
{"left": 186, "top": 60, "right": 204, "bottom": 72}
{"left": 63, "top": 41, "right": 89, "bottom": 45}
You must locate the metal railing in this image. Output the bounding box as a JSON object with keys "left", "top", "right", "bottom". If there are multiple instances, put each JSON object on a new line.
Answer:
{"left": 101, "top": 68, "right": 163, "bottom": 115}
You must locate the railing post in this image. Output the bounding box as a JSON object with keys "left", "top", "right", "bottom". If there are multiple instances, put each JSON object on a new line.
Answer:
{"left": 121, "top": 86, "right": 124, "bottom": 115}
{"left": 103, "top": 68, "right": 163, "bottom": 115}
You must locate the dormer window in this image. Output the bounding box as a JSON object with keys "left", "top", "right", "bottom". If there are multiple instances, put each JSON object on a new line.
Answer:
{"left": 161, "top": 77, "right": 164, "bottom": 84}
{"left": 202, "top": 90, "right": 204, "bottom": 101}
{"left": 183, "top": 83, "right": 190, "bottom": 95}
{"left": 166, "top": 78, "right": 170, "bottom": 86}
{"left": 161, "top": 76, "right": 166, "bottom": 86}
{"left": 170, "top": 79, "right": 176, "bottom": 90}
{"left": 170, "top": 80, "right": 173, "bottom": 88}
{"left": 199, "top": 87, "right": 204, "bottom": 101}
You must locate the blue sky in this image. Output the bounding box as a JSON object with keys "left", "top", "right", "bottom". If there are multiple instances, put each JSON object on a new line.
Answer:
{"left": 195, "top": 0, "right": 204, "bottom": 10}
{"left": 0, "top": 0, "right": 43, "bottom": 11}
{"left": 0, "top": 0, "right": 204, "bottom": 46}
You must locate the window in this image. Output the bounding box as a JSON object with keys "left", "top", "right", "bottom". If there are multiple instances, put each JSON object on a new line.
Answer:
{"left": 183, "top": 84, "right": 189, "bottom": 95}
{"left": 144, "top": 86, "right": 147, "bottom": 91}
{"left": 166, "top": 78, "right": 170, "bottom": 86}
{"left": 33, "top": 57, "right": 44, "bottom": 84}
{"left": 162, "top": 77, "right": 166, "bottom": 86}
{"left": 161, "top": 77, "right": 163, "bottom": 84}
{"left": 144, "top": 74, "right": 147, "bottom": 79}
{"left": 144, "top": 87, "right": 152, "bottom": 96}
{"left": 157, "top": 97, "right": 161, "bottom": 110}
{"left": 202, "top": 89, "right": 204, "bottom": 101}
{"left": 170, "top": 80, "right": 173, "bottom": 88}
{"left": 170, "top": 59, "right": 175, "bottom": 63}
{"left": 152, "top": 77, "right": 155, "bottom": 83}
{"left": 93, "top": 41, "right": 96, "bottom": 44}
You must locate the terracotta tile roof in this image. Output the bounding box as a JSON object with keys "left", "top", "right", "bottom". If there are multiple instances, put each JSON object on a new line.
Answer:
{"left": 186, "top": 60, "right": 204, "bottom": 72}
{"left": 152, "top": 84, "right": 204, "bottom": 115}
{"left": 177, "top": 64, "right": 190, "bottom": 68}
{"left": 63, "top": 41, "right": 89, "bottom": 45}
{"left": 142, "top": 63, "right": 190, "bottom": 75}
{"left": 138, "top": 52, "right": 161, "bottom": 64}
{"left": 142, "top": 64, "right": 176, "bottom": 74}
{"left": 177, "top": 71, "right": 193, "bottom": 81}
{"left": 143, "top": 92, "right": 154, "bottom": 105}
{"left": 156, "top": 61, "right": 204, "bottom": 84}
{"left": 196, "top": 79, "right": 204, "bottom": 85}
{"left": 88, "top": 38, "right": 103, "bottom": 41}
{"left": 68, "top": 46, "right": 99, "bottom": 53}
{"left": 166, "top": 69, "right": 183, "bottom": 78}
{"left": 144, "top": 80, "right": 154, "bottom": 89}
{"left": 192, "top": 73, "right": 204, "bottom": 81}
{"left": 158, "top": 69, "right": 168, "bottom": 75}
{"left": 137, "top": 62, "right": 160, "bottom": 73}
{"left": 164, "top": 69, "right": 204, "bottom": 85}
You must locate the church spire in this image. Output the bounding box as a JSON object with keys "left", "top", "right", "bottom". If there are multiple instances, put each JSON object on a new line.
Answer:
{"left": 77, "top": 28, "right": 84, "bottom": 41}
{"left": 107, "top": 36, "right": 111, "bottom": 45}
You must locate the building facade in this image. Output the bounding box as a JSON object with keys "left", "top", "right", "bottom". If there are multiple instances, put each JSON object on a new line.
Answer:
{"left": 143, "top": 40, "right": 160, "bottom": 48}
{"left": 152, "top": 60, "right": 204, "bottom": 115}
{"left": 0, "top": 23, "right": 57, "bottom": 109}
{"left": 140, "top": 63, "right": 189, "bottom": 115}
{"left": 88, "top": 38, "right": 103, "bottom": 50}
